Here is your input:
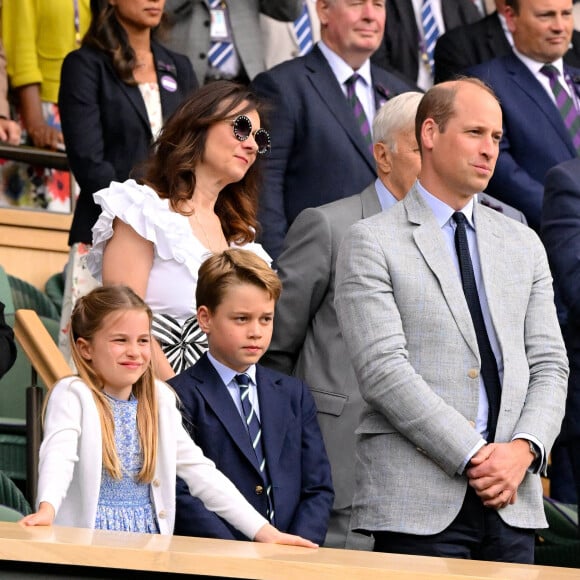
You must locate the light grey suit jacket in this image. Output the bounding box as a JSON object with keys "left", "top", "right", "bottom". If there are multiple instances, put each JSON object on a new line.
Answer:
{"left": 259, "top": 0, "right": 320, "bottom": 70}
{"left": 264, "top": 183, "right": 381, "bottom": 514}
{"left": 335, "top": 185, "right": 568, "bottom": 534}
{"left": 164, "top": 0, "right": 302, "bottom": 85}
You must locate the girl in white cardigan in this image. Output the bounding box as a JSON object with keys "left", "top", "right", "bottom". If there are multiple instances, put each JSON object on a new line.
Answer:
{"left": 20, "top": 285, "right": 315, "bottom": 546}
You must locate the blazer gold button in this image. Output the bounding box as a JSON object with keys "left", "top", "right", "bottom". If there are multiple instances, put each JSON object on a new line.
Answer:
{"left": 152, "top": 479, "right": 160, "bottom": 487}
{"left": 158, "top": 510, "right": 166, "bottom": 519}
{"left": 469, "top": 420, "right": 476, "bottom": 428}
{"left": 255, "top": 485, "right": 264, "bottom": 495}
{"left": 468, "top": 368, "right": 479, "bottom": 379}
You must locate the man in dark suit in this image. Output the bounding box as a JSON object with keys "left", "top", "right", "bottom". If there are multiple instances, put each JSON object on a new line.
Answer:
{"left": 170, "top": 249, "right": 333, "bottom": 544}
{"left": 468, "top": 0, "right": 580, "bottom": 230}
{"left": 435, "top": 0, "right": 580, "bottom": 82}
{"left": 251, "top": 0, "right": 416, "bottom": 260}
{"left": 541, "top": 157, "right": 580, "bottom": 522}
{"left": 371, "top": 0, "right": 481, "bottom": 89}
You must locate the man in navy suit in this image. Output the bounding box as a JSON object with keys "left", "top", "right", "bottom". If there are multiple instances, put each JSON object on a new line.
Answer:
{"left": 251, "top": 0, "right": 416, "bottom": 260}
{"left": 169, "top": 249, "right": 333, "bottom": 544}
{"left": 542, "top": 157, "right": 580, "bottom": 520}
{"left": 468, "top": 0, "right": 580, "bottom": 230}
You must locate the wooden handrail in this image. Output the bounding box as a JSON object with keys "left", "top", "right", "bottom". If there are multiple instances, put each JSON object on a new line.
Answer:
{"left": 0, "top": 522, "right": 574, "bottom": 579}
{"left": 14, "top": 309, "right": 72, "bottom": 390}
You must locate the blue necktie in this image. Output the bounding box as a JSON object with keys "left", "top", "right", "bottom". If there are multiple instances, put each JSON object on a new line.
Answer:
{"left": 453, "top": 213, "right": 501, "bottom": 441}
{"left": 294, "top": 2, "right": 313, "bottom": 56}
{"left": 421, "top": 0, "right": 440, "bottom": 78}
{"left": 235, "top": 374, "right": 275, "bottom": 523}
{"left": 208, "top": 0, "right": 234, "bottom": 71}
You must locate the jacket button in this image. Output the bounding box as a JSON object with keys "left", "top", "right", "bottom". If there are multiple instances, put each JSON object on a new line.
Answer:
{"left": 255, "top": 485, "right": 264, "bottom": 495}
{"left": 468, "top": 368, "right": 479, "bottom": 379}
{"left": 199, "top": 52, "right": 207, "bottom": 60}
{"left": 158, "top": 510, "right": 166, "bottom": 519}
{"left": 468, "top": 420, "right": 476, "bottom": 428}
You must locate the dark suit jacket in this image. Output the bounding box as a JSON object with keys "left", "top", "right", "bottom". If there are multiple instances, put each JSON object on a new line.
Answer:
{"left": 468, "top": 52, "right": 580, "bottom": 230}
{"left": 0, "top": 301, "right": 16, "bottom": 379}
{"left": 435, "top": 12, "right": 580, "bottom": 83}
{"left": 251, "top": 44, "right": 415, "bottom": 259}
{"left": 371, "top": 0, "right": 480, "bottom": 84}
{"left": 59, "top": 41, "right": 197, "bottom": 245}
{"left": 542, "top": 157, "right": 580, "bottom": 441}
{"left": 169, "top": 354, "right": 334, "bottom": 544}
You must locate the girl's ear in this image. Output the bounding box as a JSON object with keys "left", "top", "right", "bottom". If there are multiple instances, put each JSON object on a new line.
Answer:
{"left": 76, "top": 338, "right": 92, "bottom": 361}
{"left": 197, "top": 305, "right": 211, "bottom": 334}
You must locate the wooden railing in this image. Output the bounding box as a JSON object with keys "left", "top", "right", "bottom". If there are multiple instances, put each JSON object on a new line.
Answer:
{"left": 13, "top": 310, "right": 72, "bottom": 503}
{"left": 0, "top": 522, "right": 575, "bottom": 579}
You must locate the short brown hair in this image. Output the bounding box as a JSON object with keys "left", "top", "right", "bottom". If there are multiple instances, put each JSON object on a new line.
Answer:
{"left": 196, "top": 249, "right": 281, "bottom": 312}
{"left": 415, "top": 78, "right": 499, "bottom": 153}
{"left": 142, "top": 81, "right": 266, "bottom": 245}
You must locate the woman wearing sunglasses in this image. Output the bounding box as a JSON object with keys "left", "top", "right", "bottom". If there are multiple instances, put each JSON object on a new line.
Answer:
{"left": 86, "top": 81, "right": 272, "bottom": 380}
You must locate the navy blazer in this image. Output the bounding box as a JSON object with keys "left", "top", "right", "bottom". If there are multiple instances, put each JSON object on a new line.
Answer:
{"left": 435, "top": 13, "right": 580, "bottom": 83}
{"left": 59, "top": 41, "right": 197, "bottom": 245}
{"left": 468, "top": 52, "right": 580, "bottom": 230}
{"left": 542, "top": 158, "right": 580, "bottom": 441}
{"left": 169, "top": 354, "right": 333, "bottom": 544}
{"left": 251, "top": 44, "right": 416, "bottom": 259}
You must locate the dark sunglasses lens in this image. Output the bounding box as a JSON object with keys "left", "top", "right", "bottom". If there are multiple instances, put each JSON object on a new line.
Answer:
{"left": 233, "top": 115, "right": 252, "bottom": 140}
{"left": 254, "top": 129, "right": 271, "bottom": 154}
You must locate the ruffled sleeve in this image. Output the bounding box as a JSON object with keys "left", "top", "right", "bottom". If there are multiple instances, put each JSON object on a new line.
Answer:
{"left": 234, "top": 238, "right": 272, "bottom": 267}
{"left": 87, "top": 180, "right": 193, "bottom": 282}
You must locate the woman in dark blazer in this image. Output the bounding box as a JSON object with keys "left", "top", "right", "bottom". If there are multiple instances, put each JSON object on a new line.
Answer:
{"left": 57, "top": 0, "right": 197, "bottom": 359}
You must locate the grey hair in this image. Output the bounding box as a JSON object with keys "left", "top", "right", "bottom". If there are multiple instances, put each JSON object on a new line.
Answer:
{"left": 373, "top": 92, "right": 424, "bottom": 151}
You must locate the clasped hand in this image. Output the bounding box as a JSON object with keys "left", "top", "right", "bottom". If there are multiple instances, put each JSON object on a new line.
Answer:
{"left": 466, "top": 439, "right": 535, "bottom": 510}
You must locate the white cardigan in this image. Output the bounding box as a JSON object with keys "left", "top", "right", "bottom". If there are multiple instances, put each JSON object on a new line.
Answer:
{"left": 37, "top": 376, "right": 267, "bottom": 537}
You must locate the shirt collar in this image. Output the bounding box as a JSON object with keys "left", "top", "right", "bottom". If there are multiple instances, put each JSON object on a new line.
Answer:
{"left": 375, "top": 177, "right": 399, "bottom": 212}
{"left": 415, "top": 180, "right": 476, "bottom": 229}
{"left": 512, "top": 46, "right": 565, "bottom": 77}
{"left": 207, "top": 352, "right": 257, "bottom": 387}
{"left": 317, "top": 40, "right": 373, "bottom": 88}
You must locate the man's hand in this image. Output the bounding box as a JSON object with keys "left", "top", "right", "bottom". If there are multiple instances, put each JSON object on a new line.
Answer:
{"left": 466, "top": 439, "right": 535, "bottom": 509}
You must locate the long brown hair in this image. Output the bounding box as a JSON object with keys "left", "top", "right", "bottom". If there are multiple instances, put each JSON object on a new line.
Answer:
{"left": 141, "top": 81, "right": 264, "bottom": 245}
{"left": 69, "top": 285, "right": 159, "bottom": 482}
{"left": 83, "top": 0, "right": 161, "bottom": 86}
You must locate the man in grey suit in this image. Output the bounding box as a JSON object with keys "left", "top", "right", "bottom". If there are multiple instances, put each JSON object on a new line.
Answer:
{"left": 335, "top": 78, "right": 568, "bottom": 562}
{"left": 163, "top": 1, "right": 302, "bottom": 85}
{"left": 263, "top": 91, "right": 423, "bottom": 549}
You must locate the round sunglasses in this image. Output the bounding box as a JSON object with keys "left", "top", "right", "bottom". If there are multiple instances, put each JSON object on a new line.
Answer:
{"left": 232, "top": 115, "right": 271, "bottom": 155}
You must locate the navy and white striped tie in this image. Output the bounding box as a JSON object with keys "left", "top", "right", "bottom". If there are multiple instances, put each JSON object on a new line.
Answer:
{"left": 421, "top": 0, "right": 440, "bottom": 78}
{"left": 235, "top": 374, "right": 275, "bottom": 523}
{"left": 208, "top": 0, "right": 234, "bottom": 71}
{"left": 294, "top": 2, "right": 313, "bottom": 56}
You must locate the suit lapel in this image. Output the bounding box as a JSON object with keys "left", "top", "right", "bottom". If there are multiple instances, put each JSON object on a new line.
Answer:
{"left": 505, "top": 53, "right": 576, "bottom": 155}
{"left": 406, "top": 187, "right": 479, "bottom": 358}
{"left": 305, "top": 47, "right": 375, "bottom": 170}
{"left": 192, "top": 357, "right": 262, "bottom": 473}
{"left": 255, "top": 366, "right": 290, "bottom": 474}
{"left": 152, "top": 42, "right": 183, "bottom": 122}
{"left": 361, "top": 183, "right": 382, "bottom": 218}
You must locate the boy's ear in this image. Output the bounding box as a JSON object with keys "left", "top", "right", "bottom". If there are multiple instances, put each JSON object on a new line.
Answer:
{"left": 197, "top": 306, "right": 211, "bottom": 334}
{"left": 76, "top": 337, "right": 92, "bottom": 361}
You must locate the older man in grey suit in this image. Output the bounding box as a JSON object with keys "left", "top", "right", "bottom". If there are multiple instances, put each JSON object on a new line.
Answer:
{"left": 263, "top": 91, "right": 423, "bottom": 549}
{"left": 335, "top": 78, "right": 568, "bottom": 562}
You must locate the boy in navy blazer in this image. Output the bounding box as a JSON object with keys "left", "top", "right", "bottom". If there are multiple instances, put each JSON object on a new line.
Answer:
{"left": 169, "top": 249, "right": 333, "bottom": 544}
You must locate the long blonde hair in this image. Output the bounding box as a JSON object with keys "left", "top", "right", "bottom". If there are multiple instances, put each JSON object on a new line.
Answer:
{"left": 68, "top": 285, "right": 158, "bottom": 482}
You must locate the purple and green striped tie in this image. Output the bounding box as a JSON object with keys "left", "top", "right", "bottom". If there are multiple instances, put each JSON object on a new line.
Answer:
{"left": 541, "top": 64, "right": 580, "bottom": 155}
{"left": 345, "top": 74, "right": 372, "bottom": 154}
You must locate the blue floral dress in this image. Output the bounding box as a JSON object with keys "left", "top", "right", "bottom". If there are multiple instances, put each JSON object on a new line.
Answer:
{"left": 94, "top": 394, "right": 159, "bottom": 533}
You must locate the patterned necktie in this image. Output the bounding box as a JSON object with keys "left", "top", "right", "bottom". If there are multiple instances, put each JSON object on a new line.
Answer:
{"left": 207, "top": 0, "right": 234, "bottom": 71}
{"left": 421, "top": 0, "right": 440, "bottom": 78}
{"left": 453, "top": 213, "right": 501, "bottom": 442}
{"left": 294, "top": 1, "right": 313, "bottom": 56}
{"left": 345, "top": 74, "right": 372, "bottom": 153}
{"left": 541, "top": 64, "right": 580, "bottom": 155}
{"left": 235, "top": 374, "right": 275, "bottom": 523}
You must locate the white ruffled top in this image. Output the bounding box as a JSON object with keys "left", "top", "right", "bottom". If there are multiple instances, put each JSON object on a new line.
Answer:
{"left": 87, "top": 180, "right": 272, "bottom": 325}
